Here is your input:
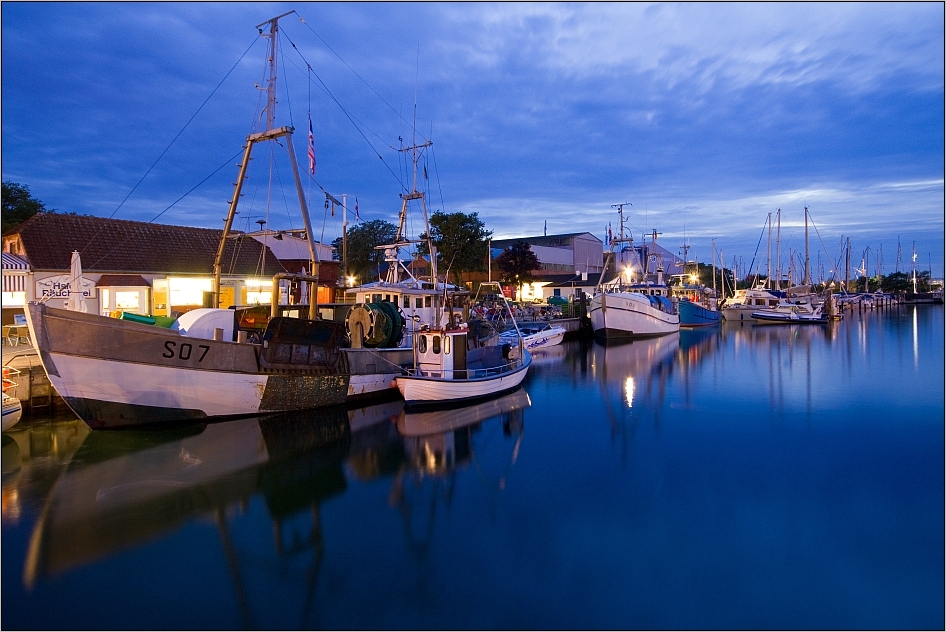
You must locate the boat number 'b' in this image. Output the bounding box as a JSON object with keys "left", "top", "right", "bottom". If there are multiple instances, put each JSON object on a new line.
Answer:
{"left": 163, "top": 341, "right": 210, "bottom": 362}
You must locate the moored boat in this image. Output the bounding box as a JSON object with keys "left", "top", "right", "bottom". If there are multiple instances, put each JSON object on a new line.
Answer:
{"left": 395, "top": 283, "right": 532, "bottom": 408}
{"left": 751, "top": 297, "right": 828, "bottom": 324}
{"left": 590, "top": 213, "right": 680, "bottom": 340}
{"left": 23, "top": 14, "right": 363, "bottom": 429}
{"left": 499, "top": 322, "right": 565, "bottom": 350}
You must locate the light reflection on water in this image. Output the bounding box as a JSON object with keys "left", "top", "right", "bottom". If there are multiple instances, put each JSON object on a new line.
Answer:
{"left": 2, "top": 305, "right": 943, "bottom": 629}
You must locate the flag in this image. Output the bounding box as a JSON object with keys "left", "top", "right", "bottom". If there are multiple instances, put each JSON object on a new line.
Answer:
{"left": 307, "top": 115, "right": 315, "bottom": 175}
{"left": 354, "top": 197, "right": 360, "bottom": 222}
{"left": 608, "top": 222, "right": 612, "bottom": 242}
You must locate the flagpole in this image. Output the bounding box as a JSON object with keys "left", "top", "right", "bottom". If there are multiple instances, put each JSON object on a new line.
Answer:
{"left": 488, "top": 239, "right": 491, "bottom": 283}
{"left": 342, "top": 193, "right": 348, "bottom": 288}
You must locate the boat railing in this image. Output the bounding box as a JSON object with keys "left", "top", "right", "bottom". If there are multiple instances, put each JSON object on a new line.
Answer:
{"left": 403, "top": 357, "right": 521, "bottom": 380}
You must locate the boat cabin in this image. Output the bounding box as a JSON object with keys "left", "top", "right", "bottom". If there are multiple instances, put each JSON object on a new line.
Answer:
{"left": 415, "top": 329, "right": 468, "bottom": 379}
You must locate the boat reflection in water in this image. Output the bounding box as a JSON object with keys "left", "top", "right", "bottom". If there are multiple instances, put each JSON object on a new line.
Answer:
{"left": 23, "top": 408, "right": 350, "bottom": 589}
{"left": 22, "top": 390, "right": 530, "bottom": 609}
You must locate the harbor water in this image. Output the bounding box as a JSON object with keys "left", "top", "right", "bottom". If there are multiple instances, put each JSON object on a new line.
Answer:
{"left": 2, "top": 305, "right": 943, "bottom": 629}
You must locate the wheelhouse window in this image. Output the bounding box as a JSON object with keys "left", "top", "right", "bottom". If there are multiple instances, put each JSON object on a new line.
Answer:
{"left": 425, "top": 296, "right": 431, "bottom": 307}
{"left": 403, "top": 295, "right": 410, "bottom": 308}
{"left": 415, "top": 297, "right": 423, "bottom": 308}
{"left": 432, "top": 335, "right": 441, "bottom": 354}
{"left": 419, "top": 335, "right": 427, "bottom": 353}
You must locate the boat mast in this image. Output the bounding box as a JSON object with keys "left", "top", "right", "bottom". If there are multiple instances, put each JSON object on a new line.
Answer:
{"left": 804, "top": 206, "right": 810, "bottom": 285}
{"left": 213, "top": 11, "right": 320, "bottom": 319}
{"left": 766, "top": 212, "right": 772, "bottom": 290}
{"left": 775, "top": 208, "right": 781, "bottom": 290}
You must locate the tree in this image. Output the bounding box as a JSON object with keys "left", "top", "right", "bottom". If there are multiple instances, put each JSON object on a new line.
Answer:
{"left": 2, "top": 181, "right": 56, "bottom": 234}
{"left": 418, "top": 211, "right": 492, "bottom": 285}
{"left": 331, "top": 219, "right": 398, "bottom": 284}
{"left": 496, "top": 241, "right": 541, "bottom": 298}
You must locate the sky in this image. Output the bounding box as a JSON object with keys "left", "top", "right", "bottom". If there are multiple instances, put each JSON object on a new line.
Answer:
{"left": 2, "top": 2, "right": 943, "bottom": 280}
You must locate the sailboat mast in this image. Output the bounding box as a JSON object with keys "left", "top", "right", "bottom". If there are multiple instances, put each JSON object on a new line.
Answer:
{"left": 342, "top": 194, "right": 348, "bottom": 286}
{"left": 804, "top": 206, "right": 810, "bottom": 285}
{"left": 766, "top": 212, "right": 772, "bottom": 289}
{"left": 776, "top": 208, "right": 781, "bottom": 290}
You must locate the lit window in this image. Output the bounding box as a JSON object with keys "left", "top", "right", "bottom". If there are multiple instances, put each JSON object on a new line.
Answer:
{"left": 1, "top": 292, "right": 25, "bottom": 306}
{"left": 169, "top": 277, "right": 212, "bottom": 306}
{"left": 116, "top": 291, "right": 140, "bottom": 310}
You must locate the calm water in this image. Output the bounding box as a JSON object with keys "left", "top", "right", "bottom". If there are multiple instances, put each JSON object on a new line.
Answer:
{"left": 3, "top": 305, "right": 943, "bottom": 630}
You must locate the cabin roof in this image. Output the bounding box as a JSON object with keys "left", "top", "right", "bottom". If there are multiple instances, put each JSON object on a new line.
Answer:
{"left": 7, "top": 213, "right": 286, "bottom": 276}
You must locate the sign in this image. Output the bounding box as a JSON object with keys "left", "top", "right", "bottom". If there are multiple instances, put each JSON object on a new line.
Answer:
{"left": 35, "top": 275, "right": 97, "bottom": 300}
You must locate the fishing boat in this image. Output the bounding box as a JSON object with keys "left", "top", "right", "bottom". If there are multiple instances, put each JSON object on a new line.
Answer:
{"left": 338, "top": 138, "right": 470, "bottom": 398}
{"left": 590, "top": 207, "right": 679, "bottom": 340}
{"left": 670, "top": 248, "right": 721, "bottom": 328}
{"left": 23, "top": 15, "right": 362, "bottom": 429}
{"left": 499, "top": 322, "right": 565, "bottom": 350}
{"left": 395, "top": 283, "right": 532, "bottom": 408}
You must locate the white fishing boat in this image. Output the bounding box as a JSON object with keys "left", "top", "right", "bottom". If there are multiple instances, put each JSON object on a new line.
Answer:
{"left": 590, "top": 210, "right": 679, "bottom": 340}
{"left": 395, "top": 283, "right": 532, "bottom": 407}
{"left": 499, "top": 322, "right": 565, "bottom": 350}
{"left": 23, "top": 15, "right": 362, "bottom": 429}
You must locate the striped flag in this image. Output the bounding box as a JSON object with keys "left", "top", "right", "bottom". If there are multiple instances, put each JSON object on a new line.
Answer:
{"left": 354, "top": 197, "right": 360, "bottom": 222}
{"left": 307, "top": 115, "right": 315, "bottom": 175}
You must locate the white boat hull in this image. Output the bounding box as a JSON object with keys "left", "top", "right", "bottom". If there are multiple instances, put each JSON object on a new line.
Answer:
{"left": 2, "top": 393, "right": 22, "bottom": 431}
{"left": 589, "top": 292, "right": 679, "bottom": 340}
{"left": 396, "top": 351, "right": 531, "bottom": 407}
{"left": 500, "top": 326, "right": 566, "bottom": 350}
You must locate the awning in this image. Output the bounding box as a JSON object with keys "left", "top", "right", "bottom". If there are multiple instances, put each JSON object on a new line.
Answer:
{"left": 2, "top": 252, "right": 31, "bottom": 293}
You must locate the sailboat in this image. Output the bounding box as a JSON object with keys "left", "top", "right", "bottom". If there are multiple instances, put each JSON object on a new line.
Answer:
{"left": 23, "top": 14, "right": 360, "bottom": 429}
{"left": 589, "top": 205, "right": 680, "bottom": 340}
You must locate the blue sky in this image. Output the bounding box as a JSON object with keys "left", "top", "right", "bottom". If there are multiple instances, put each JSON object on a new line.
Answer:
{"left": 3, "top": 3, "right": 943, "bottom": 279}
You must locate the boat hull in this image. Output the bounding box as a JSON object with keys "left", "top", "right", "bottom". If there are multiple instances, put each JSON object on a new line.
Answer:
{"left": 500, "top": 326, "right": 566, "bottom": 350}
{"left": 395, "top": 352, "right": 531, "bottom": 408}
{"left": 26, "top": 302, "right": 351, "bottom": 429}
{"left": 589, "top": 293, "right": 679, "bottom": 340}
{"left": 2, "top": 394, "right": 22, "bottom": 431}
{"left": 678, "top": 301, "right": 721, "bottom": 327}
{"left": 751, "top": 311, "right": 828, "bottom": 325}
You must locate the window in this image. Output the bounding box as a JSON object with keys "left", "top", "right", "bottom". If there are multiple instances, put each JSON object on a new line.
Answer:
{"left": 384, "top": 294, "right": 391, "bottom": 302}
{"left": 403, "top": 295, "right": 410, "bottom": 308}
{"left": 553, "top": 289, "right": 561, "bottom": 296}
{"left": 1, "top": 292, "right": 25, "bottom": 307}
{"left": 444, "top": 335, "right": 450, "bottom": 355}
{"left": 416, "top": 297, "right": 423, "bottom": 308}
{"left": 372, "top": 294, "right": 381, "bottom": 303}
{"left": 116, "top": 290, "right": 140, "bottom": 310}
{"left": 432, "top": 335, "right": 441, "bottom": 354}
{"left": 425, "top": 296, "right": 431, "bottom": 307}
{"left": 100, "top": 288, "right": 110, "bottom": 313}
{"left": 419, "top": 335, "right": 428, "bottom": 353}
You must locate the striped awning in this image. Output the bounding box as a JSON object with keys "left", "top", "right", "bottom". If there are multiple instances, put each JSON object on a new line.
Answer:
{"left": 2, "top": 252, "right": 31, "bottom": 293}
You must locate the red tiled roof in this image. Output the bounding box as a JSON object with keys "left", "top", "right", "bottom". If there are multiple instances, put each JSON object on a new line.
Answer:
{"left": 10, "top": 213, "right": 286, "bottom": 276}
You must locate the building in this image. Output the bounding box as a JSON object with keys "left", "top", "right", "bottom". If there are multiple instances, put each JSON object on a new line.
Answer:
{"left": 489, "top": 232, "right": 605, "bottom": 302}
{"left": 1, "top": 213, "right": 335, "bottom": 325}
